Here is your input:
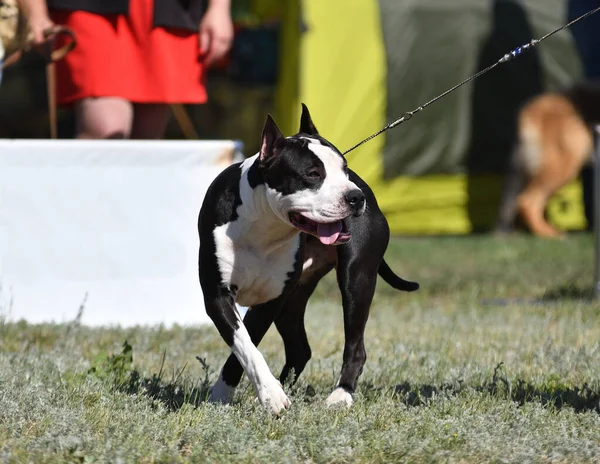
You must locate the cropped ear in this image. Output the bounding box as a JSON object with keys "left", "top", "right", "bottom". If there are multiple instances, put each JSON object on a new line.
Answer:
{"left": 299, "top": 103, "right": 319, "bottom": 135}
{"left": 259, "top": 114, "right": 284, "bottom": 162}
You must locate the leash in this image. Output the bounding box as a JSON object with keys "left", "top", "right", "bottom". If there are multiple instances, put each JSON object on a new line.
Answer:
{"left": 342, "top": 5, "right": 600, "bottom": 156}
{"left": 42, "top": 27, "right": 76, "bottom": 139}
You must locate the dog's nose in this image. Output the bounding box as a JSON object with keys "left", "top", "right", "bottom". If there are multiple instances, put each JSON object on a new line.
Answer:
{"left": 345, "top": 189, "right": 365, "bottom": 211}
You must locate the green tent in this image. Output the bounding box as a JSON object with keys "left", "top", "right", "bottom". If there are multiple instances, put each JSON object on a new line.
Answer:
{"left": 276, "top": 0, "right": 587, "bottom": 234}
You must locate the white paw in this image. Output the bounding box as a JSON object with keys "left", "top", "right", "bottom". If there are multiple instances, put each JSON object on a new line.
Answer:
{"left": 208, "top": 377, "right": 236, "bottom": 404}
{"left": 257, "top": 377, "right": 291, "bottom": 415}
{"left": 326, "top": 387, "right": 353, "bottom": 407}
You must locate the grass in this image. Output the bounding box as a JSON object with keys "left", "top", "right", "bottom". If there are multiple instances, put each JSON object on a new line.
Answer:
{"left": 1, "top": 233, "right": 599, "bottom": 463}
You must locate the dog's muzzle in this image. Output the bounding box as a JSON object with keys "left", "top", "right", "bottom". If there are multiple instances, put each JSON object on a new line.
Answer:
{"left": 288, "top": 213, "right": 352, "bottom": 245}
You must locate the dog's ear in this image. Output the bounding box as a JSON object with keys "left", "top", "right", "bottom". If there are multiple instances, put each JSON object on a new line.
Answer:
{"left": 299, "top": 103, "right": 319, "bottom": 136}
{"left": 259, "top": 114, "right": 284, "bottom": 162}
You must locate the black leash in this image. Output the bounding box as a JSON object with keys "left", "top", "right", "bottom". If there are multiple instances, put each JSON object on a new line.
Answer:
{"left": 342, "top": 5, "right": 600, "bottom": 156}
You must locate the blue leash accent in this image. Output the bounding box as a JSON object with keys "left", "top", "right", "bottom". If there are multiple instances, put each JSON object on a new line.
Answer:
{"left": 342, "top": 6, "right": 600, "bottom": 156}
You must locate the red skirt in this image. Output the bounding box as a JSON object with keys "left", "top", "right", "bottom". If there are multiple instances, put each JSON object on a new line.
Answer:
{"left": 50, "top": 0, "right": 207, "bottom": 105}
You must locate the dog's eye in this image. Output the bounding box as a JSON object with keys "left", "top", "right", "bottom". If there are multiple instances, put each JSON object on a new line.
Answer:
{"left": 306, "top": 169, "right": 321, "bottom": 179}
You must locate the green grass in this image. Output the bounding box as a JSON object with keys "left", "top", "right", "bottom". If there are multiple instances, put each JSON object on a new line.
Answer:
{"left": 1, "top": 233, "right": 599, "bottom": 463}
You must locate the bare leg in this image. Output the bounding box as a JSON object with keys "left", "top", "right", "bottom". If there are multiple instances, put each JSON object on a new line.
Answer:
{"left": 74, "top": 97, "right": 133, "bottom": 139}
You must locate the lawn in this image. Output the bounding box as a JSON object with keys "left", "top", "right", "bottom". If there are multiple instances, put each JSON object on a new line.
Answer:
{"left": 1, "top": 233, "right": 599, "bottom": 463}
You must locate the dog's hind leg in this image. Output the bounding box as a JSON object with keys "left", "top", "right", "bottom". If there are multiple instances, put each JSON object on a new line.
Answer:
{"left": 515, "top": 99, "right": 592, "bottom": 238}
{"left": 518, "top": 181, "right": 562, "bottom": 238}
{"left": 274, "top": 281, "right": 317, "bottom": 387}
{"left": 275, "top": 263, "right": 334, "bottom": 386}
{"left": 518, "top": 144, "right": 587, "bottom": 238}
{"left": 275, "top": 237, "right": 336, "bottom": 385}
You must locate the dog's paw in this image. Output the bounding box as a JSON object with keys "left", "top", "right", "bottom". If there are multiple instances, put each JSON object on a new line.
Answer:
{"left": 208, "top": 377, "right": 236, "bottom": 405}
{"left": 326, "top": 387, "right": 353, "bottom": 408}
{"left": 257, "top": 378, "right": 291, "bottom": 415}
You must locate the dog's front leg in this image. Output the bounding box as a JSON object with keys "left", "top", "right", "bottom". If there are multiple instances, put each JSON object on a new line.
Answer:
{"left": 206, "top": 293, "right": 291, "bottom": 414}
{"left": 327, "top": 247, "right": 379, "bottom": 408}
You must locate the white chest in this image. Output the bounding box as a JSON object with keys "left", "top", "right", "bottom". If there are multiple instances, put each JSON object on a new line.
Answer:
{"left": 213, "top": 222, "right": 300, "bottom": 307}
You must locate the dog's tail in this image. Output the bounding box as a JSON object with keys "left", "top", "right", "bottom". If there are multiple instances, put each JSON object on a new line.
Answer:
{"left": 378, "top": 259, "right": 419, "bottom": 292}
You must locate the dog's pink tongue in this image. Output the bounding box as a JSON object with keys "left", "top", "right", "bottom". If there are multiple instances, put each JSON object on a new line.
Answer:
{"left": 317, "top": 221, "right": 342, "bottom": 245}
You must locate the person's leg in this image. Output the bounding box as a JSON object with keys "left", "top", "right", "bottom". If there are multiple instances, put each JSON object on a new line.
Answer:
{"left": 130, "top": 103, "right": 172, "bottom": 139}
{"left": 74, "top": 97, "right": 134, "bottom": 139}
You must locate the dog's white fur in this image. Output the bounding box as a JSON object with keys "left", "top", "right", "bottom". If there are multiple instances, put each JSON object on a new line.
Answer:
{"left": 213, "top": 154, "right": 300, "bottom": 307}
{"left": 209, "top": 311, "right": 291, "bottom": 414}
{"left": 326, "top": 387, "right": 354, "bottom": 407}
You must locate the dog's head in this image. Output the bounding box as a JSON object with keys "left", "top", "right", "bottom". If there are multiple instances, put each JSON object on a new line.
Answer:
{"left": 258, "top": 104, "right": 365, "bottom": 245}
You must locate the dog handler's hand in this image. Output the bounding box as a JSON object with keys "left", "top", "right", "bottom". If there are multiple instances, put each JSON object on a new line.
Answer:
{"left": 28, "top": 14, "right": 55, "bottom": 45}
{"left": 199, "top": 0, "right": 234, "bottom": 67}
{"left": 19, "top": 0, "right": 55, "bottom": 45}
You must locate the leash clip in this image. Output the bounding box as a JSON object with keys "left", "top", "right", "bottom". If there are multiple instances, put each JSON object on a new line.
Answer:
{"left": 498, "top": 39, "right": 539, "bottom": 64}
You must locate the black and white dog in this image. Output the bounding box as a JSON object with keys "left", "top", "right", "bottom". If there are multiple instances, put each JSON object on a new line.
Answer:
{"left": 198, "top": 104, "right": 418, "bottom": 414}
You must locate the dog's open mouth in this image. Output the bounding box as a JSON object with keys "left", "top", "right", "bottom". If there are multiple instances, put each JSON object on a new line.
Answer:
{"left": 289, "top": 212, "right": 351, "bottom": 245}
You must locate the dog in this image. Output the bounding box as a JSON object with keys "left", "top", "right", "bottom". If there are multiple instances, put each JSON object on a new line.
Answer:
{"left": 496, "top": 80, "right": 600, "bottom": 237}
{"left": 198, "top": 104, "right": 419, "bottom": 414}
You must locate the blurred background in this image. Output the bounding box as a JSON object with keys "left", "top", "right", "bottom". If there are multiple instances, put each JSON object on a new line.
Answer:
{"left": 0, "top": 0, "right": 594, "bottom": 235}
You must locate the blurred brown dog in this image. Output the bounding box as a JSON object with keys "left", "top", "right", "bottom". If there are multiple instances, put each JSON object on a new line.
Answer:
{"left": 496, "top": 81, "right": 600, "bottom": 237}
